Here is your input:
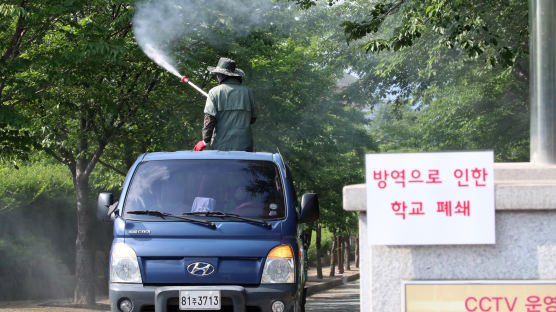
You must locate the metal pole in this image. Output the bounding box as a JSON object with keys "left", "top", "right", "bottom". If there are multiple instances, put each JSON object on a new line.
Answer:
{"left": 530, "top": 0, "right": 556, "bottom": 164}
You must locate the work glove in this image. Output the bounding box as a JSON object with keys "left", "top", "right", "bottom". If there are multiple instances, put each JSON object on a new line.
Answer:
{"left": 193, "top": 140, "right": 207, "bottom": 151}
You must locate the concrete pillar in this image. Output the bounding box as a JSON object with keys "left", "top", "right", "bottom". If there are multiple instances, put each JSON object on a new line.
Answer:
{"left": 530, "top": 0, "right": 556, "bottom": 164}
{"left": 344, "top": 163, "right": 556, "bottom": 312}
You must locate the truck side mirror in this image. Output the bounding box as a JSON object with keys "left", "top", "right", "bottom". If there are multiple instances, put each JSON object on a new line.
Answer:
{"left": 97, "top": 192, "right": 114, "bottom": 222}
{"left": 298, "top": 193, "right": 319, "bottom": 224}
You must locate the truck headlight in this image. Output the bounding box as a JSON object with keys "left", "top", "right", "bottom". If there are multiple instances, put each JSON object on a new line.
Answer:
{"left": 110, "top": 243, "right": 142, "bottom": 283}
{"left": 261, "top": 245, "right": 295, "bottom": 284}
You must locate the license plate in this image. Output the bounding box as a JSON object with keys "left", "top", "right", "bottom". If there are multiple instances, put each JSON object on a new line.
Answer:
{"left": 179, "top": 290, "right": 221, "bottom": 310}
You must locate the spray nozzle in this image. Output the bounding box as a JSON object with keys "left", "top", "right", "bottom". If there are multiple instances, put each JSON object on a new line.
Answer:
{"left": 179, "top": 75, "right": 208, "bottom": 98}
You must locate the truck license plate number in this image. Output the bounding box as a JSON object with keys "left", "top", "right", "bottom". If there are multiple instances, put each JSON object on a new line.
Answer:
{"left": 179, "top": 290, "right": 221, "bottom": 310}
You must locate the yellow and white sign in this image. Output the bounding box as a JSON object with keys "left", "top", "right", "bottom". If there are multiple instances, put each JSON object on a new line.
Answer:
{"left": 404, "top": 281, "right": 556, "bottom": 312}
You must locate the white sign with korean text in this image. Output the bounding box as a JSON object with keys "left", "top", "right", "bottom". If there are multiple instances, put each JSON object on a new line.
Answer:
{"left": 366, "top": 151, "right": 495, "bottom": 245}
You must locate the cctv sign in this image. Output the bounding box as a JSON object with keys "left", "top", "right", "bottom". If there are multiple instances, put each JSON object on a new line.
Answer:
{"left": 365, "top": 151, "right": 495, "bottom": 245}
{"left": 404, "top": 281, "right": 556, "bottom": 312}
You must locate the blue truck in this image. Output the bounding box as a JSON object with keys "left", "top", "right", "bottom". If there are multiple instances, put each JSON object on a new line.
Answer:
{"left": 97, "top": 151, "right": 319, "bottom": 312}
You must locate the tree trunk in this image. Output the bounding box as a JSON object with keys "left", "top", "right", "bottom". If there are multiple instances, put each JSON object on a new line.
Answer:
{"left": 0, "top": 12, "right": 26, "bottom": 105}
{"left": 315, "top": 224, "right": 323, "bottom": 279}
{"left": 344, "top": 234, "right": 351, "bottom": 271}
{"left": 72, "top": 118, "right": 96, "bottom": 307}
{"left": 329, "top": 229, "right": 336, "bottom": 277}
{"left": 337, "top": 235, "right": 344, "bottom": 274}
{"left": 301, "top": 228, "right": 312, "bottom": 256}
{"left": 1, "top": 12, "right": 26, "bottom": 66}
{"left": 73, "top": 169, "right": 95, "bottom": 305}
{"left": 355, "top": 234, "right": 360, "bottom": 269}
{"left": 300, "top": 227, "right": 312, "bottom": 274}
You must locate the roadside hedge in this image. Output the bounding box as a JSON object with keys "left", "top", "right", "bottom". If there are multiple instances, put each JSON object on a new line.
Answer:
{"left": 0, "top": 161, "right": 74, "bottom": 211}
{"left": 0, "top": 161, "right": 112, "bottom": 301}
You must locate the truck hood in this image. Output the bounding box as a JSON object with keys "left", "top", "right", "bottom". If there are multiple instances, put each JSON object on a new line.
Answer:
{"left": 124, "top": 220, "right": 282, "bottom": 285}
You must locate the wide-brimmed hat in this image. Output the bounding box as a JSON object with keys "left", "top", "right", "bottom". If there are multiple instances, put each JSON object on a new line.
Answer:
{"left": 207, "top": 57, "right": 245, "bottom": 77}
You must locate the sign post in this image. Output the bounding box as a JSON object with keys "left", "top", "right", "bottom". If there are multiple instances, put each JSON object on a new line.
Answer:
{"left": 365, "top": 151, "right": 495, "bottom": 245}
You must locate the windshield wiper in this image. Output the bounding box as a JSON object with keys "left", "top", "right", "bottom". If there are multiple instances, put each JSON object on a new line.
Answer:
{"left": 126, "top": 210, "right": 216, "bottom": 229}
{"left": 183, "top": 211, "right": 272, "bottom": 229}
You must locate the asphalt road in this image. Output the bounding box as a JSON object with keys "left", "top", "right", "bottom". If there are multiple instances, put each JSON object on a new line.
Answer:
{"left": 0, "top": 279, "right": 361, "bottom": 312}
{"left": 305, "top": 279, "right": 360, "bottom": 312}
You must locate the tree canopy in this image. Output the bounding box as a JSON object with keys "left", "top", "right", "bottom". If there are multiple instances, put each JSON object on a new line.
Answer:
{"left": 291, "top": 0, "right": 527, "bottom": 67}
{"left": 291, "top": 0, "right": 529, "bottom": 161}
{"left": 1, "top": 0, "right": 372, "bottom": 302}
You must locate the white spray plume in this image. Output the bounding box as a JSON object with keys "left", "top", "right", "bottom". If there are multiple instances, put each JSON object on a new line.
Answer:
{"left": 132, "top": 0, "right": 280, "bottom": 78}
{"left": 142, "top": 43, "right": 181, "bottom": 77}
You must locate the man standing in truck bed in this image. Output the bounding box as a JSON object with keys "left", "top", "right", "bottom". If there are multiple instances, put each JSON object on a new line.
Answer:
{"left": 193, "top": 57, "right": 256, "bottom": 152}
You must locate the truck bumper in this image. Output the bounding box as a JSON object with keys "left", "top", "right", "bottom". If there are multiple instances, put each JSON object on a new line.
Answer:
{"left": 109, "top": 283, "right": 298, "bottom": 312}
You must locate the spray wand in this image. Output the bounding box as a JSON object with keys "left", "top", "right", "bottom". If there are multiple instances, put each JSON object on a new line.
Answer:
{"left": 180, "top": 76, "right": 208, "bottom": 98}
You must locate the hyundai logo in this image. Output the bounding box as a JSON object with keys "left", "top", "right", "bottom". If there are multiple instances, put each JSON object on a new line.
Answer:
{"left": 186, "top": 262, "right": 215, "bottom": 277}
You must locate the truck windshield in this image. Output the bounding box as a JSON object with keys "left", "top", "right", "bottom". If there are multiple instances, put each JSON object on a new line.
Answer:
{"left": 123, "top": 159, "right": 286, "bottom": 221}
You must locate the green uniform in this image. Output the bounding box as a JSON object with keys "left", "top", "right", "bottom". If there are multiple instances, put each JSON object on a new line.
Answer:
{"left": 204, "top": 78, "right": 255, "bottom": 151}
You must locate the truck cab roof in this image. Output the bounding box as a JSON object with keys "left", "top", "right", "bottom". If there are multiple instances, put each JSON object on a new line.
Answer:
{"left": 142, "top": 150, "right": 277, "bottom": 162}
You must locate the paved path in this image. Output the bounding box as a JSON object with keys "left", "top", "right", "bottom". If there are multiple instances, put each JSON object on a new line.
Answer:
{"left": 306, "top": 279, "right": 360, "bottom": 312}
